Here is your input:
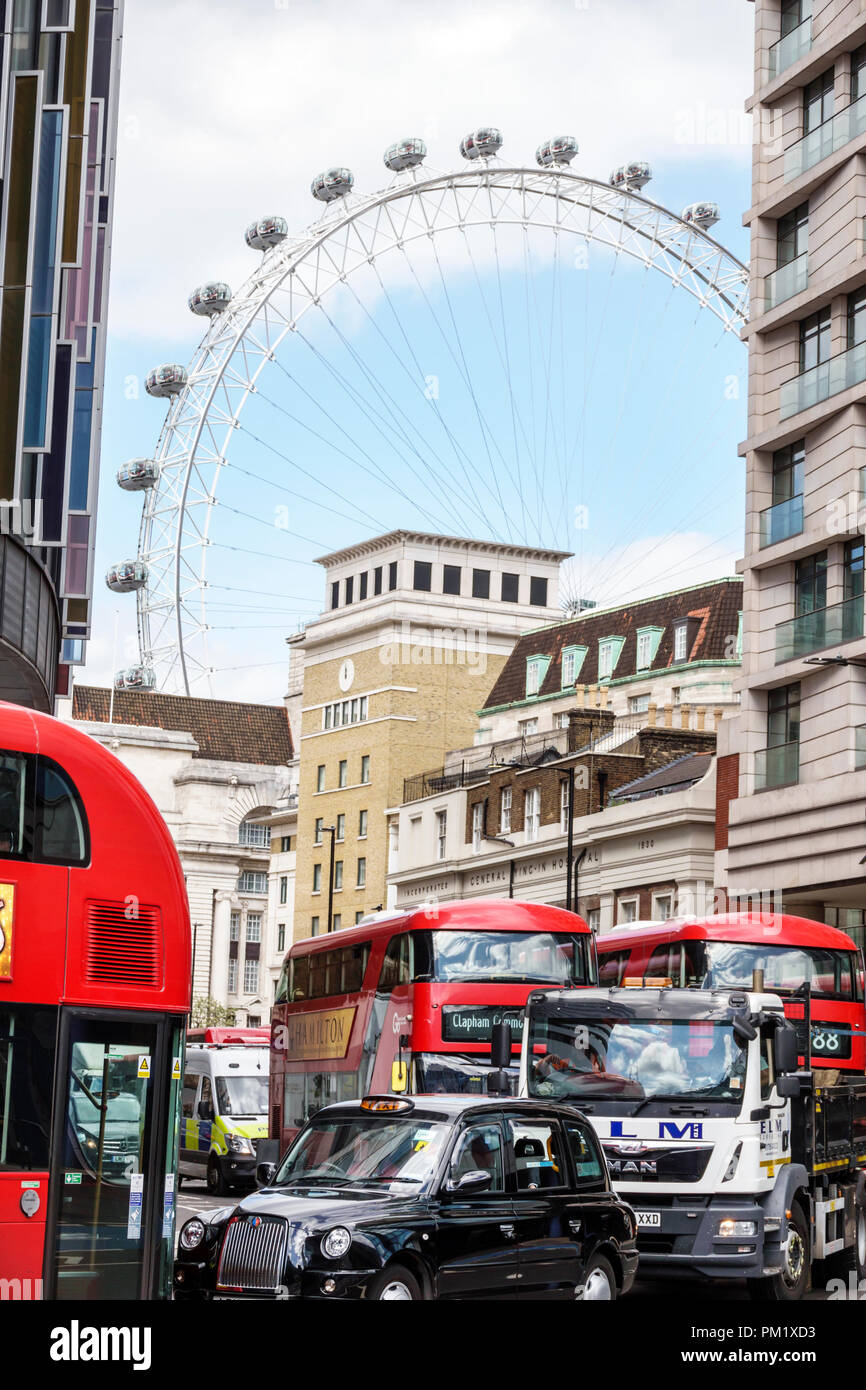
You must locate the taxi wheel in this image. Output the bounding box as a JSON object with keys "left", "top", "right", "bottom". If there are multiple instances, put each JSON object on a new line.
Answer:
{"left": 576, "top": 1254, "right": 617, "bottom": 1301}
{"left": 207, "top": 1157, "right": 231, "bottom": 1197}
{"left": 364, "top": 1265, "right": 422, "bottom": 1301}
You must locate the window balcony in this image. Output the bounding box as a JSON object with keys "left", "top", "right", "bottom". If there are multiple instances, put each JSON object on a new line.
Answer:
{"left": 764, "top": 253, "right": 808, "bottom": 312}
{"left": 775, "top": 595, "right": 863, "bottom": 663}
{"left": 779, "top": 339, "right": 866, "bottom": 420}
{"left": 769, "top": 16, "right": 812, "bottom": 79}
{"left": 755, "top": 740, "right": 799, "bottom": 790}
{"left": 759, "top": 494, "right": 804, "bottom": 548}
{"left": 784, "top": 93, "right": 866, "bottom": 183}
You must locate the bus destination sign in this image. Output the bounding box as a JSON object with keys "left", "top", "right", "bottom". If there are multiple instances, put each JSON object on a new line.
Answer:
{"left": 278, "top": 1007, "right": 357, "bottom": 1061}
{"left": 441, "top": 1005, "right": 525, "bottom": 1043}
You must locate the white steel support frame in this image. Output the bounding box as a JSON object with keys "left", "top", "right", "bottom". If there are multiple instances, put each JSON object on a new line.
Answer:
{"left": 138, "top": 164, "right": 750, "bottom": 695}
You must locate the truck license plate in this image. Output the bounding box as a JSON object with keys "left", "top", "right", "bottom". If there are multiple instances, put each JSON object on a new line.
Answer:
{"left": 635, "top": 1211, "right": 661, "bottom": 1228}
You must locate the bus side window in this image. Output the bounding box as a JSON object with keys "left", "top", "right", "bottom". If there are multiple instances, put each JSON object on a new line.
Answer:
{"left": 647, "top": 945, "right": 671, "bottom": 980}
{"left": 379, "top": 934, "right": 411, "bottom": 993}
{"left": 291, "top": 956, "right": 309, "bottom": 1002}
{"left": 681, "top": 941, "right": 702, "bottom": 988}
{"left": 598, "top": 950, "right": 628, "bottom": 987}
{"left": 34, "top": 757, "right": 89, "bottom": 865}
{"left": 0, "top": 752, "right": 29, "bottom": 859}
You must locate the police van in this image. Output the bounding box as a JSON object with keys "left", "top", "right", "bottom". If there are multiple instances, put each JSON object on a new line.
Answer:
{"left": 180, "top": 1031, "right": 269, "bottom": 1195}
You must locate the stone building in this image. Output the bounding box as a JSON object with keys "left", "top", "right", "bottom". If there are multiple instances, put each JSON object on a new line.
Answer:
{"left": 62, "top": 686, "right": 296, "bottom": 1020}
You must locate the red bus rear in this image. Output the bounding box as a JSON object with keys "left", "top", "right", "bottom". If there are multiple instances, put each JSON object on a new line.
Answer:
{"left": 0, "top": 704, "right": 191, "bottom": 1300}
{"left": 596, "top": 912, "right": 866, "bottom": 1072}
{"left": 270, "top": 897, "right": 594, "bottom": 1149}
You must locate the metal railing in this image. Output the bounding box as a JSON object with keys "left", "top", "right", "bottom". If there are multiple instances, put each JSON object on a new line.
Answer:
{"left": 759, "top": 494, "right": 804, "bottom": 548}
{"left": 404, "top": 726, "right": 574, "bottom": 803}
{"left": 764, "top": 253, "right": 808, "bottom": 311}
{"left": 755, "top": 740, "right": 799, "bottom": 790}
{"left": 780, "top": 339, "right": 866, "bottom": 420}
{"left": 769, "top": 15, "right": 812, "bottom": 79}
{"left": 775, "top": 595, "right": 863, "bottom": 662}
{"left": 785, "top": 92, "right": 866, "bottom": 183}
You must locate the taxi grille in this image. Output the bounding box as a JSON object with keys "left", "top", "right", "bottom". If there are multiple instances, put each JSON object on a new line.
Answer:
{"left": 216, "top": 1215, "right": 288, "bottom": 1293}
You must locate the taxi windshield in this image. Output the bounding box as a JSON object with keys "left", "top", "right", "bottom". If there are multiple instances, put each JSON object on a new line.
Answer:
{"left": 528, "top": 1015, "right": 746, "bottom": 1108}
{"left": 275, "top": 1114, "right": 449, "bottom": 1192}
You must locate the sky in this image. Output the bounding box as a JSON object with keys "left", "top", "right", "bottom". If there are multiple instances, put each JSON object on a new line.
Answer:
{"left": 85, "top": 0, "right": 757, "bottom": 703}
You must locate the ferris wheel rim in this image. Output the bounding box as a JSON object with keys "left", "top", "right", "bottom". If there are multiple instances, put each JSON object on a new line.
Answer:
{"left": 134, "top": 160, "right": 750, "bottom": 697}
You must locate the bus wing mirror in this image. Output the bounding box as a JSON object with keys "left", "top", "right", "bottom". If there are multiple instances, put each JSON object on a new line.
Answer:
{"left": 391, "top": 1060, "right": 408, "bottom": 1093}
{"left": 490, "top": 1021, "right": 512, "bottom": 1070}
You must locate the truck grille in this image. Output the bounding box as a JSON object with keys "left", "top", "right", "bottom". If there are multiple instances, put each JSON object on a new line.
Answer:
{"left": 216, "top": 1214, "right": 288, "bottom": 1293}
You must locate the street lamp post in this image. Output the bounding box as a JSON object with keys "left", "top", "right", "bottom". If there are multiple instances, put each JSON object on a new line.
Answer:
{"left": 488, "top": 758, "right": 577, "bottom": 913}
{"left": 323, "top": 825, "right": 337, "bottom": 932}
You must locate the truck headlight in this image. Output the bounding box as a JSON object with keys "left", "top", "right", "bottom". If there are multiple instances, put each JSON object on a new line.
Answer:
{"left": 321, "top": 1226, "right": 351, "bottom": 1260}
{"left": 717, "top": 1219, "right": 757, "bottom": 1238}
{"left": 179, "top": 1218, "right": 207, "bottom": 1251}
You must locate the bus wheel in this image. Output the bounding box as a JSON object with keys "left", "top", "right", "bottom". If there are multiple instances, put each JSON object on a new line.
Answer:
{"left": 747, "top": 1204, "right": 809, "bottom": 1301}
{"left": 576, "top": 1254, "right": 617, "bottom": 1301}
{"left": 207, "top": 1157, "right": 230, "bottom": 1197}
{"left": 364, "top": 1265, "right": 422, "bottom": 1301}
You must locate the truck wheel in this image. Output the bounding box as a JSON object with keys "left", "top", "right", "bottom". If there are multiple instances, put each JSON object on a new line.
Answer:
{"left": 207, "top": 1156, "right": 230, "bottom": 1196}
{"left": 747, "top": 1204, "right": 809, "bottom": 1302}
{"left": 824, "top": 1203, "right": 866, "bottom": 1282}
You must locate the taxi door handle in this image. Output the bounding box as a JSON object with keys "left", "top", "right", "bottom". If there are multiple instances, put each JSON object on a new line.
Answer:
{"left": 569, "top": 1219, "right": 582, "bottom": 1236}
{"left": 500, "top": 1223, "right": 515, "bottom": 1238}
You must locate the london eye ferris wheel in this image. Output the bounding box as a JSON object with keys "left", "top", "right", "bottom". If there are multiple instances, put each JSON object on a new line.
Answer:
{"left": 107, "top": 130, "right": 749, "bottom": 699}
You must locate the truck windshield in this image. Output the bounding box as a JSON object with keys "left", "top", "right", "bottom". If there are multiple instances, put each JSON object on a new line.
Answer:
{"left": 274, "top": 1114, "right": 449, "bottom": 1192}
{"left": 701, "top": 942, "right": 861, "bottom": 1001}
{"left": 215, "top": 1075, "right": 268, "bottom": 1118}
{"left": 528, "top": 1015, "right": 746, "bottom": 1106}
{"left": 430, "top": 930, "right": 589, "bottom": 984}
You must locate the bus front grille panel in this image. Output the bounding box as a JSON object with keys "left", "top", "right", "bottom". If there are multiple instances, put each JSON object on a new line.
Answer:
{"left": 217, "top": 1215, "right": 288, "bottom": 1292}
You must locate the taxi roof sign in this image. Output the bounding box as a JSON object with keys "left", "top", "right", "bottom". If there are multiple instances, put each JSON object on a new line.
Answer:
{"left": 360, "top": 1097, "right": 414, "bottom": 1113}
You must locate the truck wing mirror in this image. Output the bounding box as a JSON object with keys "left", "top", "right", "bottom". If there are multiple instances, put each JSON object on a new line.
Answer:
{"left": 732, "top": 1015, "right": 757, "bottom": 1044}
{"left": 776, "top": 1074, "right": 800, "bottom": 1100}
{"left": 490, "top": 1021, "right": 513, "bottom": 1070}
{"left": 774, "top": 1026, "right": 799, "bottom": 1075}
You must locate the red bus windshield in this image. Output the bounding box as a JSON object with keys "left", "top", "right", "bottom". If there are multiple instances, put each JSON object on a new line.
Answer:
{"left": 700, "top": 941, "right": 862, "bottom": 1002}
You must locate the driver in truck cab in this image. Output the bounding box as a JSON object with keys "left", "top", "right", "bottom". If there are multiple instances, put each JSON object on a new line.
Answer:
{"left": 533, "top": 1030, "right": 643, "bottom": 1099}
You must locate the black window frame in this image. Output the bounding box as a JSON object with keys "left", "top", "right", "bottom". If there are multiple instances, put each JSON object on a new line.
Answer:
{"left": 776, "top": 202, "right": 808, "bottom": 268}
{"left": 771, "top": 440, "right": 804, "bottom": 505}
{"left": 529, "top": 576, "right": 548, "bottom": 607}
{"left": 803, "top": 67, "right": 834, "bottom": 135}
{"left": 388, "top": 561, "right": 398, "bottom": 591}
{"left": 359, "top": 572, "right": 368, "bottom": 601}
{"left": 443, "top": 564, "right": 461, "bottom": 596}
{"left": 472, "top": 568, "right": 490, "bottom": 600}
{"left": 799, "top": 306, "right": 831, "bottom": 373}
{"left": 374, "top": 566, "right": 383, "bottom": 596}
{"left": 413, "top": 560, "right": 432, "bottom": 592}
{"left": 501, "top": 572, "right": 519, "bottom": 603}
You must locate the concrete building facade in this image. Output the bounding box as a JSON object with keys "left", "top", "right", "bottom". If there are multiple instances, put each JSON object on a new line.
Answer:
{"left": 718, "top": 0, "right": 866, "bottom": 952}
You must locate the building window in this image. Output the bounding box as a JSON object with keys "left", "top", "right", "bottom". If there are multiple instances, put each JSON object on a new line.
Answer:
{"left": 228, "top": 958, "right": 238, "bottom": 993}
{"left": 311, "top": 916, "right": 320, "bottom": 936}
{"left": 244, "top": 958, "right": 259, "bottom": 993}
{"left": 322, "top": 695, "right": 368, "bottom": 730}
{"left": 853, "top": 43, "right": 866, "bottom": 102}
{"left": 472, "top": 801, "right": 484, "bottom": 852}
{"left": 520, "top": 717, "right": 538, "bottom": 738}
{"left": 635, "top": 627, "right": 663, "bottom": 671}
{"left": 443, "top": 564, "right": 461, "bottom": 595}
{"left": 237, "top": 871, "right": 267, "bottom": 894}
{"left": 357, "top": 857, "right": 366, "bottom": 888}
{"left": 795, "top": 549, "right": 827, "bottom": 615}
{"left": 359, "top": 572, "right": 368, "bottom": 600}
{"left": 529, "top": 576, "right": 548, "bottom": 607}
{"left": 672, "top": 686, "right": 681, "bottom": 705}
{"left": 389, "top": 561, "right": 398, "bottom": 590}
{"left": 334, "top": 861, "right": 343, "bottom": 891}
{"left": 374, "top": 566, "right": 383, "bottom": 595}
{"left": 524, "top": 786, "right": 540, "bottom": 842}
{"left": 361, "top": 755, "right": 371, "bottom": 784}
{"left": 229, "top": 912, "right": 241, "bottom": 943}
{"left": 618, "top": 898, "right": 638, "bottom": 925}
{"left": 555, "top": 712, "right": 570, "bottom": 730}
{"left": 333, "top": 914, "right": 342, "bottom": 931}
{"left": 317, "top": 765, "right": 326, "bottom": 793}
{"left": 500, "top": 786, "right": 512, "bottom": 834}
{"left": 436, "top": 809, "right": 447, "bottom": 861}
{"left": 768, "top": 682, "right": 801, "bottom": 747}
{"left": 331, "top": 581, "right": 339, "bottom": 610}
{"left": 777, "top": 202, "right": 808, "bottom": 269}
{"left": 338, "top": 760, "right": 348, "bottom": 788}
{"left": 280, "top": 836, "right": 292, "bottom": 853}
{"left": 246, "top": 913, "right": 262, "bottom": 943}
{"left": 561, "top": 645, "right": 586, "bottom": 687}
{"left": 314, "top": 818, "right": 323, "bottom": 845}
{"left": 629, "top": 693, "right": 650, "bottom": 714}
{"left": 799, "top": 306, "right": 831, "bottom": 373}
{"left": 277, "top": 923, "right": 286, "bottom": 953}
{"left": 653, "top": 894, "right": 674, "bottom": 922}
{"left": 238, "top": 820, "right": 269, "bottom": 848}
{"left": 472, "top": 568, "right": 490, "bottom": 599}
{"left": 501, "top": 572, "right": 519, "bottom": 602}
{"left": 525, "top": 656, "right": 549, "bottom": 698}
{"left": 336, "top": 813, "right": 346, "bottom": 842}
{"left": 358, "top": 809, "right": 368, "bottom": 837}
{"left": 279, "top": 876, "right": 288, "bottom": 904}
{"left": 849, "top": 287, "right": 866, "bottom": 349}
{"left": 414, "top": 560, "right": 432, "bottom": 591}
{"left": 313, "top": 864, "right": 322, "bottom": 893}
{"left": 803, "top": 67, "right": 834, "bottom": 135}
{"left": 355, "top": 911, "right": 365, "bottom": 924}
{"left": 844, "top": 537, "right": 864, "bottom": 601}
{"left": 772, "top": 440, "right": 804, "bottom": 505}
{"left": 673, "top": 623, "right": 689, "bottom": 663}
{"left": 345, "top": 576, "right": 354, "bottom": 605}
{"left": 559, "top": 779, "right": 570, "bottom": 833}
{"left": 598, "top": 641, "right": 616, "bottom": 679}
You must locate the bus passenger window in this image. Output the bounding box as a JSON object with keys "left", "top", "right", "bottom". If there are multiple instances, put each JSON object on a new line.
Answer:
{"left": 598, "top": 950, "right": 629, "bottom": 987}
{"left": 379, "top": 935, "right": 411, "bottom": 993}
{"left": 34, "top": 758, "right": 88, "bottom": 865}
{"left": 0, "top": 754, "right": 28, "bottom": 858}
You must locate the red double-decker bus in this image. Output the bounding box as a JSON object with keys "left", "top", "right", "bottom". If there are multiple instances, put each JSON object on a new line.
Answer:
{"left": 596, "top": 912, "right": 866, "bottom": 1072}
{"left": 0, "top": 703, "right": 191, "bottom": 1300}
{"left": 270, "top": 897, "right": 594, "bottom": 1149}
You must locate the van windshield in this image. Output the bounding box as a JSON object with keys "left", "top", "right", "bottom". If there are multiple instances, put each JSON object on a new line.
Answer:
{"left": 215, "top": 1075, "right": 268, "bottom": 1118}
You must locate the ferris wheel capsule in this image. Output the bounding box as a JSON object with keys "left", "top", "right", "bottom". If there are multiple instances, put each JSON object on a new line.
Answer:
{"left": 244, "top": 216, "right": 289, "bottom": 252}
{"left": 116, "top": 458, "right": 159, "bottom": 492}
{"left": 609, "top": 161, "right": 652, "bottom": 191}
{"left": 106, "top": 560, "right": 148, "bottom": 594}
{"left": 145, "top": 364, "right": 187, "bottom": 398}
{"left": 384, "top": 138, "right": 427, "bottom": 172}
{"left": 460, "top": 128, "right": 503, "bottom": 160}
{"left": 114, "top": 665, "right": 156, "bottom": 692}
{"left": 311, "top": 168, "right": 354, "bottom": 202}
{"left": 682, "top": 201, "right": 720, "bottom": 231}
{"left": 536, "top": 135, "right": 578, "bottom": 167}
{"left": 189, "top": 282, "right": 232, "bottom": 317}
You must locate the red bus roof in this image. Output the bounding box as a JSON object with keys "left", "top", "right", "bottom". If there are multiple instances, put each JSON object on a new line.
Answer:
{"left": 289, "top": 897, "right": 590, "bottom": 958}
{"left": 187, "top": 1027, "right": 270, "bottom": 1046}
{"left": 597, "top": 912, "right": 860, "bottom": 954}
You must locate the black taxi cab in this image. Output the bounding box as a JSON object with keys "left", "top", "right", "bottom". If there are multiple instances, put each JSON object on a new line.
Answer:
{"left": 174, "top": 1094, "right": 638, "bottom": 1300}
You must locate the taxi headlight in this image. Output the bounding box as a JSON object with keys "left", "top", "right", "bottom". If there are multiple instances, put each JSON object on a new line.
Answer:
{"left": 321, "top": 1226, "right": 352, "bottom": 1260}
{"left": 717, "top": 1219, "right": 757, "bottom": 1238}
{"left": 179, "top": 1218, "right": 207, "bottom": 1251}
